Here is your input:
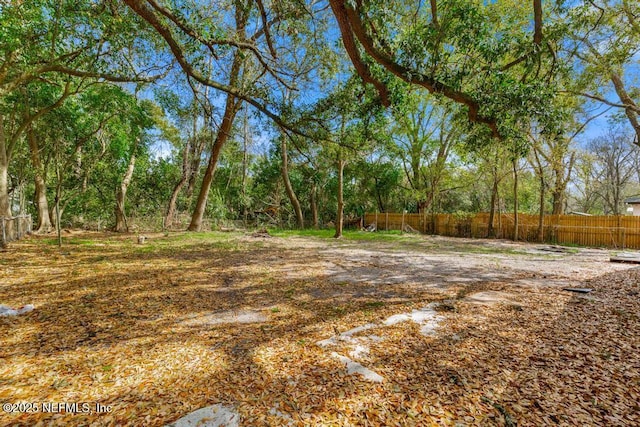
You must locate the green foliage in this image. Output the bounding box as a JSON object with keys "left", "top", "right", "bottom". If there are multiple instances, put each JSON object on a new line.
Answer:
{"left": 3, "top": 0, "right": 639, "bottom": 234}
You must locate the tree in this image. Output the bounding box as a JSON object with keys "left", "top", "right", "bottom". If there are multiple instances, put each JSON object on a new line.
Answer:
{"left": 587, "top": 127, "right": 639, "bottom": 215}
{"left": 391, "top": 92, "right": 458, "bottom": 214}
{"left": 566, "top": 1, "right": 640, "bottom": 145}
{"left": 280, "top": 134, "right": 305, "bottom": 228}
{"left": 122, "top": 0, "right": 329, "bottom": 140}
{"left": 329, "top": 0, "right": 559, "bottom": 140}
{"left": 0, "top": 0, "right": 160, "bottom": 239}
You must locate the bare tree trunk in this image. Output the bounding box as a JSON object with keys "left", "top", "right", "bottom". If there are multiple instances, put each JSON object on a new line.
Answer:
{"left": 551, "top": 189, "right": 564, "bottom": 215}
{"left": 532, "top": 148, "right": 546, "bottom": 242}
{"left": 165, "top": 138, "right": 191, "bottom": 228}
{"left": 374, "top": 177, "right": 386, "bottom": 213}
{"left": 512, "top": 158, "right": 519, "bottom": 241}
{"left": 186, "top": 105, "right": 209, "bottom": 199}
{"left": 242, "top": 107, "right": 249, "bottom": 225}
{"left": 188, "top": 95, "right": 240, "bottom": 231}
{"left": 114, "top": 141, "right": 138, "bottom": 232}
{"left": 0, "top": 114, "right": 11, "bottom": 216}
{"left": 166, "top": 176, "right": 187, "bottom": 229}
{"left": 26, "top": 127, "right": 52, "bottom": 233}
{"left": 0, "top": 119, "right": 10, "bottom": 220}
{"left": 310, "top": 182, "right": 319, "bottom": 229}
{"left": 550, "top": 151, "right": 574, "bottom": 215}
{"left": 281, "top": 136, "right": 304, "bottom": 228}
{"left": 334, "top": 153, "right": 345, "bottom": 239}
{"left": 611, "top": 72, "right": 640, "bottom": 146}
{"left": 487, "top": 166, "right": 498, "bottom": 238}
{"left": 423, "top": 129, "right": 450, "bottom": 214}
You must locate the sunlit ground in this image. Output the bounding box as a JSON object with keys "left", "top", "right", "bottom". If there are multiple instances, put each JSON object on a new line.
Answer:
{"left": 1, "top": 231, "right": 638, "bottom": 426}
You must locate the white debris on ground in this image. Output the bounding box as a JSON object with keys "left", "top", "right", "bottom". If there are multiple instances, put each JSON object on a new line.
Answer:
{"left": 166, "top": 404, "right": 239, "bottom": 427}
{"left": 332, "top": 352, "right": 385, "bottom": 383}
{"left": 349, "top": 344, "right": 369, "bottom": 359}
{"left": 317, "top": 303, "right": 444, "bottom": 382}
{"left": 316, "top": 323, "right": 377, "bottom": 347}
{"left": 383, "top": 302, "right": 441, "bottom": 336}
{"left": 0, "top": 304, "right": 34, "bottom": 317}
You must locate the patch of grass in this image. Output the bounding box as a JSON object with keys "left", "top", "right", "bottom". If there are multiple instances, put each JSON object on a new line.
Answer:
{"left": 270, "top": 228, "right": 412, "bottom": 242}
{"left": 132, "top": 232, "right": 253, "bottom": 254}
{"left": 364, "top": 301, "right": 385, "bottom": 309}
{"left": 269, "top": 228, "right": 335, "bottom": 238}
{"left": 42, "top": 238, "right": 100, "bottom": 246}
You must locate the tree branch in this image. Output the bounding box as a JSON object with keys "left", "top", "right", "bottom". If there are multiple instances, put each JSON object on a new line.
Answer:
{"left": 563, "top": 90, "right": 640, "bottom": 113}
{"left": 328, "top": 0, "right": 391, "bottom": 107}
{"left": 123, "top": 0, "right": 315, "bottom": 140}
{"left": 337, "top": 0, "right": 500, "bottom": 137}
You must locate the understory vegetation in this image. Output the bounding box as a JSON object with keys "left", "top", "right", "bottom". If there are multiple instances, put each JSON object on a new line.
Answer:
{"left": 1, "top": 1, "right": 639, "bottom": 238}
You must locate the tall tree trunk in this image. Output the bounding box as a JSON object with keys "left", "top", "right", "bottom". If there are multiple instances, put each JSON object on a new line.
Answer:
{"left": 487, "top": 166, "right": 498, "bottom": 238}
{"left": 610, "top": 72, "right": 640, "bottom": 145}
{"left": 0, "top": 140, "right": 9, "bottom": 249}
{"left": 114, "top": 141, "right": 138, "bottom": 232}
{"left": 423, "top": 130, "right": 450, "bottom": 214}
{"left": 0, "top": 115, "right": 10, "bottom": 222}
{"left": 281, "top": 137, "right": 304, "bottom": 228}
{"left": 334, "top": 153, "right": 345, "bottom": 239}
{"left": 532, "top": 148, "right": 546, "bottom": 242}
{"left": 166, "top": 176, "right": 188, "bottom": 229}
{"left": 187, "top": 30, "right": 245, "bottom": 231}
{"left": 186, "top": 94, "right": 210, "bottom": 200}
{"left": 187, "top": 95, "right": 241, "bottom": 231}
{"left": 241, "top": 107, "right": 249, "bottom": 225}
{"left": 26, "top": 126, "right": 52, "bottom": 233}
{"left": 54, "top": 175, "right": 62, "bottom": 247}
{"left": 165, "top": 138, "right": 191, "bottom": 228}
{"left": 375, "top": 178, "right": 385, "bottom": 212}
{"left": 551, "top": 190, "right": 564, "bottom": 215}
{"left": 512, "top": 158, "right": 519, "bottom": 241}
{"left": 551, "top": 151, "right": 574, "bottom": 215}
{"left": 310, "top": 182, "right": 319, "bottom": 229}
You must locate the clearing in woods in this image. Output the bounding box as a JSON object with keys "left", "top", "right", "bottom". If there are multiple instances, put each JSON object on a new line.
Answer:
{"left": 1, "top": 230, "right": 639, "bottom": 426}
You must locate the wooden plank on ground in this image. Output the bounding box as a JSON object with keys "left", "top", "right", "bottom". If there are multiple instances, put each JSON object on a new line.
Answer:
{"left": 610, "top": 255, "right": 640, "bottom": 264}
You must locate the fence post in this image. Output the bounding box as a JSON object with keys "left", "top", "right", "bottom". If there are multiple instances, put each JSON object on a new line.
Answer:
{"left": 375, "top": 212, "right": 378, "bottom": 231}
{"left": 385, "top": 212, "right": 389, "bottom": 231}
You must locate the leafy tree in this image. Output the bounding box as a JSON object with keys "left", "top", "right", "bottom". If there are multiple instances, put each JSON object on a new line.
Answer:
{"left": 565, "top": 0, "right": 640, "bottom": 145}
{"left": 390, "top": 91, "right": 459, "bottom": 214}
{"left": 587, "top": 126, "right": 639, "bottom": 215}
{"left": 329, "top": 0, "right": 561, "bottom": 140}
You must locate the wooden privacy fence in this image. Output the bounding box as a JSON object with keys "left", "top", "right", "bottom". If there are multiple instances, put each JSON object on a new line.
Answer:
{"left": 363, "top": 212, "right": 640, "bottom": 249}
{"left": 1, "top": 215, "right": 32, "bottom": 247}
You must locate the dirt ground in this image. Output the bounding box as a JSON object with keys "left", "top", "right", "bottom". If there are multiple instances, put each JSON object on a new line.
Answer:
{"left": 0, "top": 231, "right": 639, "bottom": 426}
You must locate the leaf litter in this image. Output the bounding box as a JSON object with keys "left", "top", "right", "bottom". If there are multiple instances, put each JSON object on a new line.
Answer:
{"left": 0, "top": 231, "right": 638, "bottom": 426}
